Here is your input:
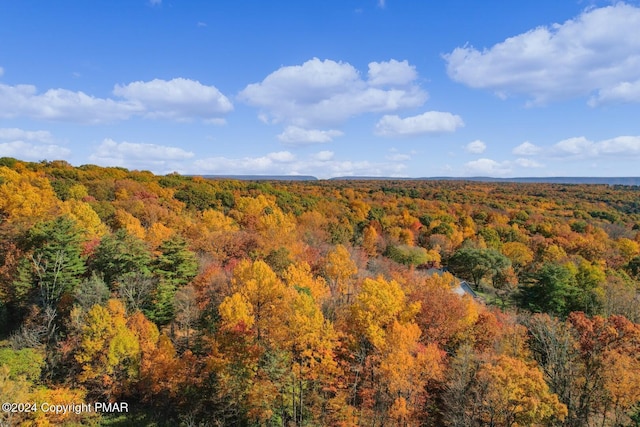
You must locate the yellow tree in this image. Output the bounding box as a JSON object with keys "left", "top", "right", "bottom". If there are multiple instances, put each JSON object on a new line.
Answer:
{"left": 347, "top": 276, "right": 422, "bottom": 423}
{"left": 201, "top": 208, "right": 238, "bottom": 232}
{"left": 282, "top": 262, "right": 330, "bottom": 306}
{"left": 378, "top": 321, "right": 444, "bottom": 424}
{"left": 75, "top": 299, "right": 140, "bottom": 399}
{"left": 0, "top": 166, "right": 61, "bottom": 226}
{"left": 362, "top": 225, "right": 380, "bottom": 257}
{"left": 325, "top": 245, "right": 357, "bottom": 303}
{"left": 501, "top": 241, "right": 534, "bottom": 273}
{"left": 350, "top": 276, "right": 414, "bottom": 349}
{"left": 474, "top": 355, "right": 567, "bottom": 426}
{"left": 230, "top": 259, "right": 293, "bottom": 346}
{"left": 284, "top": 290, "right": 342, "bottom": 425}
{"left": 216, "top": 260, "right": 300, "bottom": 424}
{"left": 113, "top": 209, "right": 146, "bottom": 240}
{"left": 61, "top": 199, "right": 107, "bottom": 239}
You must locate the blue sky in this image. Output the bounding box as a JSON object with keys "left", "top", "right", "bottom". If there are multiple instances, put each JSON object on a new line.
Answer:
{"left": 1, "top": 0, "right": 640, "bottom": 178}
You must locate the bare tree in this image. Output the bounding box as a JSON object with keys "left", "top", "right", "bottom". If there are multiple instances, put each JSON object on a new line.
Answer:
{"left": 116, "top": 272, "right": 156, "bottom": 313}
{"left": 174, "top": 284, "right": 200, "bottom": 348}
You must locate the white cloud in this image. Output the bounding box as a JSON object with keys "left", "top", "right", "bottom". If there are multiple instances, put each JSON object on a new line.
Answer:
{"left": 445, "top": 4, "right": 640, "bottom": 104}
{"left": 267, "top": 151, "right": 296, "bottom": 162}
{"left": 0, "top": 83, "right": 141, "bottom": 124}
{"left": 512, "top": 141, "right": 541, "bottom": 156}
{"left": 551, "top": 135, "right": 640, "bottom": 158}
{"left": 465, "top": 140, "right": 486, "bottom": 154}
{"left": 465, "top": 158, "right": 512, "bottom": 177}
{"left": 378, "top": 0, "right": 386, "bottom": 8}
{"left": 0, "top": 141, "right": 70, "bottom": 160}
{"left": 313, "top": 151, "right": 335, "bottom": 161}
{"left": 89, "top": 138, "right": 194, "bottom": 171}
{"left": 553, "top": 137, "right": 594, "bottom": 156}
{"left": 374, "top": 111, "right": 464, "bottom": 137}
{"left": 0, "top": 127, "right": 68, "bottom": 161}
{"left": 0, "top": 67, "right": 4, "bottom": 77}
{"left": 598, "top": 136, "right": 640, "bottom": 155}
{"left": 0, "top": 78, "right": 232, "bottom": 124}
{"left": 192, "top": 152, "right": 407, "bottom": 178}
{"left": 277, "top": 126, "right": 343, "bottom": 144}
{"left": 515, "top": 158, "right": 544, "bottom": 168}
{"left": 149, "top": 0, "right": 161, "bottom": 5}
{"left": 590, "top": 79, "right": 640, "bottom": 106}
{"left": 368, "top": 59, "right": 417, "bottom": 86}
{"left": 0, "top": 128, "right": 53, "bottom": 143}
{"left": 113, "top": 78, "right": 233, "bottom": 120}
{"left": 239, "top": 57, "right": 427, "bottom": 127}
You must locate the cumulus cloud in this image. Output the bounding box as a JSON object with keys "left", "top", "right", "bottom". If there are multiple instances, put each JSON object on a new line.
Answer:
{"left": 113, "top": 78, "right": 233, "bottom": 120}
{"left": 465, "top": 140, "right": 486, "bottom": 154}
{"left": 445, "top": 3, "right": 640, "bottom": 105}
{"left": 239, "top": 57, "right": 427, "bottom": 127}
{"left": 553, "top": 137, "right": 594, "bottom": 156}
{"left": 89, "top": 138, "right": 194, "bottom": 171}
{"left": 0, "top": 141, "right": 70, "bottom": 160}
{"left": 512, "top": 141, "right": 541, "bottom": 156}
{"left": 277, "top": 126, "right": 343, "bottom": 144}
{"left": 0, "top": 128, "right": 53, "bottom": 143}
{"left": 266, "top": 151, "right": 296, "bottom": 162}
{"left": 374, "top": 111, "right": 464, "bottom": 137}
{"left": 0, "top": 127, "right": 68, "bottom": 161}
{"left": 0, "top": 77, "right": 232, "bottom": 124}
{"left": 0, "top": 83, "right": 141, "bottom": 123}
{"left": 368, "top": 59, "right": 417, "bottom": 86}
{"left": 551, "top": 135, "right": 640, "bottom": 157}
{"left": 590, "top": 79, "right": 640, "bottom": 106}
{"left": 464, "top": 158, "right": 512, "bottom": 177}
{"left": 192, "top": 151, "right": 407, "bottom": 178}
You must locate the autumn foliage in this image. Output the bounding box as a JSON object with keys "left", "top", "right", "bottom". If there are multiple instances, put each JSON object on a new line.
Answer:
{"left": 1, "top": 159, "right": 640, "bottom": 425}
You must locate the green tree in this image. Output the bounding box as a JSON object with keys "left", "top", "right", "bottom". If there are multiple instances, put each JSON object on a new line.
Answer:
{"left": 385, "top": 244, "right": 439, "bottom": 268}
{"left": 522, "top": 263, "right": 577, "bottom": 316}
{"left": 148, "top": 236, "right": 198, "bottom": 325}
{"left": 448, "top": 247, "right": 511, "bottom": 288}
{"left": 573, "top": 260, "right": 605, "bottom": 315}
{"left": 90, "top": 229, "right": 153, "bottom": 287}
{"left": 15, "top": 216, "right": 86, "bottom": 311}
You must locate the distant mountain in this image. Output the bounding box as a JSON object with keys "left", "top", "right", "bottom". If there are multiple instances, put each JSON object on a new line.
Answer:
{"left": 200, "top": 175, "right": 318, "bottom": 181}
{"left": 329, "top": 176, "right": 640, "bottom": 185}
{"left": 197, "top": 175, "right": 640, "bottom": 185}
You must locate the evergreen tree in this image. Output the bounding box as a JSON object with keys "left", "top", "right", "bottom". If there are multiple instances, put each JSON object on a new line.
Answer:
{"left": 522, "top": 263, "right": 577, "bottom": 317}
{"left": 89, "top": 229, "right": 153, "bottom": 287}
{"left": 148, "top": 236, "right": 198, "bottom": 325}
{"left": 14, "top": 216, "right": 86, "bottom": 310}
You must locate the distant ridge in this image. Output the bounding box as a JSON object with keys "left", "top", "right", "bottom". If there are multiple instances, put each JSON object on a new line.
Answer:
{"left": 329, "top": 176, "right": 640, "bottom": 185}
{"left": 200, "top": 175, "right": 318, "bottom": 181}
{"left": 198, "top": 175, "right": 640, "bottom": 186}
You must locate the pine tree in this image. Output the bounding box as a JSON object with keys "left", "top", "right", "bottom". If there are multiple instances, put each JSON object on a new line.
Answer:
{"left": 14, "top": 216, "right": 86, "bottom": 310}
{"left": 148, "top": 236, "right": 198, "bottom": 325}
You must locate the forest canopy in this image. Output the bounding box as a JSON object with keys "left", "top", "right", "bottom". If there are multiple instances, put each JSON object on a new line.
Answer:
{"left": 1, "top": 158, "right": 639, "bottom": 426}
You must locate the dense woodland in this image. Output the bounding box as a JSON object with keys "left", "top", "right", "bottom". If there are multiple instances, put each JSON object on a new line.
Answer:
{"left": 1, "top": 157, "right": 640, "bottom": 426}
